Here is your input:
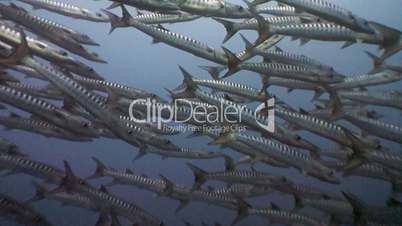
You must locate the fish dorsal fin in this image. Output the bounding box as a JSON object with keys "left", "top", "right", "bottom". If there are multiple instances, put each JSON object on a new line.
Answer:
{"left": 159, "top": 174, "right": 174, "bottom": 195}
{"left": 299, "top": 108, "right": 309, "bottom": 115}
{"left": 157, "top": 24, "right": 169, "bottom": 31}
{"left": 100, "top": 185, "right": 110, "bottom": 194}
{"left": 270, "top": 202, "right": 281, "bottom": 211}
{"left": 274, "top": 46, "right": 283, "bottom": 52}
{"left": 125, "top": 169, "right": 134, "bottom": 174}
{"left": 9, "top": 112, "right": 20, "bottom": 118}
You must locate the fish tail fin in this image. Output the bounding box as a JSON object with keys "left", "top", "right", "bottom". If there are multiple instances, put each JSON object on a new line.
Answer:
{"left": 173, "top": 65, "right": 196, "bottom": 92}
{"left": 106, "top": 2, "right": 122, "bottom": 10}
{"left": 212, "top": 18, "right": 237, "bottom": 43}
{"left": 365, "top": 51, "right": 382, "bottom": 71}
{"left": 221, "top": 154, "right": 236, "bottom": 171}
{"left": 85, "top": 157, "right": 108, "bottom": 180}
{"left": 159, "top": 174, "right": 175, "bottom": 196}
{"left": 231, "top": 199, "right": 251, "bottom": 225}
{"left": 322, "top": 84, "right": 343, "bottom": 120}
{"left": 101, "top": 9, "right": 124, "bottom": 34}
{"left": 186, "top": 163, "right": 207, "bottom": 190}
{"left": 199, "top": 65, "right": 225, "bottom": 80}
{"left": 239, "top": 33, "right": 258, "bottom": 59}
{"left": 50, "top": 161, "right": 81, "bottom": 194}
{"left": 293, "top": 193, "right": 304, "bottom": 210}
{"left": 222, "top": 47, "right": 241, "bottom": 79}
{"left": 246, "top": 3, "right": 272, "bottom": 46}
{"left": 111, "top": 213, "right": 122, "bottom": 226}
{"left": 342, "top": 191, "right": 368, "bottom": 226}
{"left": 25, "top": 181, "right": 48, "bottom": 203}
{"left": 0, "top": 28, "right": 31, "bottom": 65}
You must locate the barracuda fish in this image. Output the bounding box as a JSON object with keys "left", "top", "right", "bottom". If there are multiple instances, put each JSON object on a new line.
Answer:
{"left": 17, "top": 0, "right": 110, "bottom": 22}
{"left": 0, "top": 113, "right": 93, "bottom": 142}
{"left": 119, "top": 115, "right": 179, "bottom": 136}
{"left": 175, "top": 0, "right": 252, "bottom": 19}
{"left": 320, "top": 147, "right": 353, "bottom": 161}
{"left": 294, "top": 194, "right": 353, "bottom": 225}
{"left": 174, "top": 69, "right": 269, "bottom": 102}
{"left": 0, "top": 4, "right": 107, "bottom": 63}
{"left": 0, "top": 24, "right": 103, "bottom": 80}
{"left": 131, "top": 11, "right": 200, "bottom": 24}
{"left": 7, "top": 3, "right": 98, "bottom": 46}
{"left": 0, "top": 154, "right": 65, "bottom": 183}
{"left": 0, "top": 193, "right": 53, "bottom": 226}
{"left": 343, "top": 192, "right": 402, "bottom": 226}
{"left": 0, "top": 136, "right": 26, "bottom": 157}
{"left": 104, "top": 7, "right": 238, "bottom": 67}
{"left": 252, "top": 0, "right": 377, "bottom": 35}
{"left": 29, "top": 181, "right": 99, "bottom": 211}
{"left": 175, "top": 68, "right": 321, "bottom": 155}
{"left": 274, "top": 105, "right": 378, "bottom": 152}
{"left": 343, "top": 113, "right": 402, "bottom": 144}
{"left": 211, "top": 132, "right": 339, "bottom": 184}
{"left": 0, "top": 84, "right": 98, "bottom": 138}
{"left": 265, "top": 76, "right": 324, "bottom": 97}
{"left": 55, "top": 161, "right": 163, "bottom": 226}
{"left": 253, "top": 18, "right": 384, "bottom": 49}
{"left": 86, "top": 158, "right": 239, "bottom": 211}
{"left": 223, "top": 59, "right": 345, "bottom": 84}
{"left": 339, "top": 90, "right": 402, "bottom": 111}
{"left": 187, "top": 163, "right": 288, "bottom": 189}
{"left": 322, "top": 160, "right": 402, "bottom": 193}
{"left": 359, "top": 149, "right": 402, "bottom": 172}
{"left": 3, "top": 82, "right": 63, "bottom": 100}
{"left": 106, "top": 0, "right": 180, "bottom": 12}
{"left": 189, "top": 128, "right": 290, "bottom": 168}
{"left": 233, "top": 201, "right": 326, "bottom": 226}
{"left": 331, "top": 69, "right": 402, "bottom": 90}
{"left": 1, "top": 31, "right": 180, "bottom": 152}
{"left": 71, "top": 74, "right": 165, "bottom": 101}
{"left": 208, "top": 184, "right": 274, "bottom": 198}
{"left": 214, "top": 16, "right": 308, "bottom": 43}
{"left": 245, "top": 42, "right": 334, "bottom": 72}
{"left": 255, "top": 4, "right": 313, "bottom": 17}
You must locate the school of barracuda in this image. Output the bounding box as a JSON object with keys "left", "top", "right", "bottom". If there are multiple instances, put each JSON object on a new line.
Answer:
{"left": 0, "top": 0, "right": 401, "bottom": 225}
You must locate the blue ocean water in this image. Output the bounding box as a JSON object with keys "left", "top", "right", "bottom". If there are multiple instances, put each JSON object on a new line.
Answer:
{"left": 0, "top": 0, "right": 402, "bottom": 225}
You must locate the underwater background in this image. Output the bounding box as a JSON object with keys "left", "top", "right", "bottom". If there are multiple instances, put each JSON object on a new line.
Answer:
{"left": 1, "top": 0, "right": 402, "bottom": 225}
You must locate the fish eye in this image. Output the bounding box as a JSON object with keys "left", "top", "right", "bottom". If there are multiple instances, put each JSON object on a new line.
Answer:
{"left": 96, "top": 13, "right": 102, "bottom": 17}
{"left": 295, "top": 135, "right": 301, "bottom": 141}
{"left": 82, "top": 122, "right": 89, "bottom": 128}
{"left": 238, "top": 6, "right": 243, "bottom": 11}
{"left": 165, "top": 140, "right": 171, "bottom": 144}
{"left": 127, "top": 130, "right": 133, "bottom": 135}
{"left": 89, "top": 68, "right": 94, "bottom": 72}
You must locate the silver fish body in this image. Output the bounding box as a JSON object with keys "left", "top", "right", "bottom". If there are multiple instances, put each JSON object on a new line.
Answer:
{"left": 0, "top": 114, "right": 92, "bottom": 142}
{"left": 0, "top": 4, "right": 106, "bottom": 63}
{"left": 0, "top": 194, "right": 53, "bottom": 226}
{"left": 17, "top": 0, "right": 110, "bottom": 22}
{"left": 0, "top": 84, "right": 98, "bottom": 138}
{"left": 344, "top": 113, "right": 402, "bottom": 144}
{"left": 262, "top": 0, "right": 376, "bottom": 34}
{"left": 0, "top": 154, "right": 65, "bottom": 183}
